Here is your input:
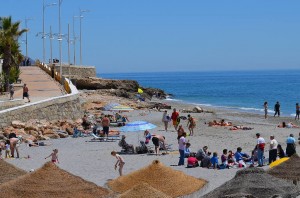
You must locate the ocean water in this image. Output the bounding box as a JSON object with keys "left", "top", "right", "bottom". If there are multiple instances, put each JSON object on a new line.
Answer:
{"left": 99, "top": 70, "right": 300, "bottom": 117}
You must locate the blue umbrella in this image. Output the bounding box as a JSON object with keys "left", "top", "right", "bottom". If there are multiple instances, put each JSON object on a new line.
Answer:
{"left": 103, "top": 103, "right": 120, "bottom": 111}
{"left": 120, "top": 121, "right": 157, "bottom": 132}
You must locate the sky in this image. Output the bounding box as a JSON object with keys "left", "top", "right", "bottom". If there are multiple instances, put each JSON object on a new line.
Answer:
{"left": 1, "top": 0, "right": 300, "bottom": 73}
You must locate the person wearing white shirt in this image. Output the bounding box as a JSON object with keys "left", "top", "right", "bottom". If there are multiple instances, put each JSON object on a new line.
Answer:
{"left": 178, "top": 132, "right": 187, "bottom": 166}
{"left": 269, "top": 135, "right": 278, "bottom": 164}
{"left": 256, "top": 133, "right": 265, "bottom": 167}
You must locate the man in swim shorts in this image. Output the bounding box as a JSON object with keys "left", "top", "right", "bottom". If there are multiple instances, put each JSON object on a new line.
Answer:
{"left": 171, "top": 108, "right": 180, "bottom": 130}
{"left": 152, "top": 135, "right": 166, "bottom": 156}
{"left": 102, "top": 115, "right": 110, "bottom": 138}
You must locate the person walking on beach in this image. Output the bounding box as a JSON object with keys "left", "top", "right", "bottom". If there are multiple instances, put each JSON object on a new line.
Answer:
{"left": 256, "top": 133, "right": 265, "bottom": 167}
{"left": 162, "top": 110, "right": 170, "bottom": 131}
{"left": 23, "top": 84, "right": 30, "bottom": 102}
{"left": 10, "top": 137, "right": 20, "bottom": 158}
{"left": 274, "top": 101, "right": 280, "bottom": 117}
{"left": 171, "top": 108, "right": 180, "bottom": 131}
{"left": 101, "top": 115, "right": 110, "bottom": 138}
{"left": 263, "top": 101, "right": 268, "bottom": 119}
{"left": 178, "top": 132, "right": 187, "bottom": 166}
{"left": 9, "top": 84, "right": 14, "bottom": 100}
{"left": 111, "top": 151, "right": 125, "bottom": 176}
{"left": 45, "top": 149, "right": 59, "bottom": 163}
{"left": 295, "top": 103, "right": 300, "bottom": 120}
{"left": 187, "top": 114, "right": 196, "bottom": 136}
{"left": 268, "top": 135, "right": 278, "bottom": 164}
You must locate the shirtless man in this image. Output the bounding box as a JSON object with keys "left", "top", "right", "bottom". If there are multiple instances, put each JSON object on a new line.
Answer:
{"left": 10, "top": 137, "right": 20, "bottom": 158}
{"left": 23, "top": 84, "right": 30, "bottom": 102}
{"left": 151, "top": 134, "right": 167, "bottom": 156}
{"left": 101, "top": 115, "right": 110, "bottom": 138}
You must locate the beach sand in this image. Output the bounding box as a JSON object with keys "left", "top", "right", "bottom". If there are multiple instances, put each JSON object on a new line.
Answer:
{"left": 4, "top": 95, "right": 300, "bottom": 197}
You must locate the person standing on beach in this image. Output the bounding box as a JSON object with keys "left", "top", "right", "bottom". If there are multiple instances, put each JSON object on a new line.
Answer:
{"left": 10, "top": 137, "right": 20, "bottom": 158}
{"left": 295, "top": 103, "right": 300, "bottom": 120}
{"left": 187, "top": 114, "right": 196, "bottom": 136}
{"left": 171, "top": 108, "right": 180, "bottom": 130}
{"left": 256, "top": 133, "right": 265, "bottom": 167}
{"left": 23, "top": 84, "right": 30, "bottom": 102}
{"left": 286, "top": 134, "right": 296, "bottom": 157}
{"left": 9, "top": 84, "right": 14, "bottom": 100}
{"left": 268, "top": 135, "right": 278, "bottom": 164}
{"left": 151, "top": 135, "right": 166, "bottom": 156}
{"left": 101, "top": 115, "right": 110, "bottom": 138}
{"left": 45, "top": 149, "right": 59, "bottom": 163}
{"left": 178, "top": 132, "right": 187, "bottom": 166}
{"left": 263, "top": 101, "right": 268, "bottom": 119}
{"left": 274, "top": 101, "right": 280, "bottom": 117}
{"left": 111, "top": 151, "right": 125, "bottom": 176}
{"left": 162, "top": 110, "right": 170, "bottom": 131}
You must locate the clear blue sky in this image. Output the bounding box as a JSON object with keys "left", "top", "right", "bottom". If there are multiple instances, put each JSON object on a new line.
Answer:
{"left": 1, "top": 0, "right": 300, "bottom": 73}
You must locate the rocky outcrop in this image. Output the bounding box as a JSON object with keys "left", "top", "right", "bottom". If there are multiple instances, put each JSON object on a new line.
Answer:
{"left": 72, "top": 77, "right": 168, "bottom": 100}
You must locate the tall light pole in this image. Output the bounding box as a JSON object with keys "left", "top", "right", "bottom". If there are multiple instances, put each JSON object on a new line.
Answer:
{"left": 58, "top": 0, "right": 63, "bottom": 84}
{"left": 49, "top": 26, "right": 54, "bottom": 65}
{"left": 25, "top": 17, "right": 33, "bottom": 58}
{"left": 79, "top": 9, "right": 90, "bottom": 65}
{"left": 42, "top": 0, "right": 56, "bottom": 63}
{"left": 72, "top": 16, "right": 80, "bottom": 66}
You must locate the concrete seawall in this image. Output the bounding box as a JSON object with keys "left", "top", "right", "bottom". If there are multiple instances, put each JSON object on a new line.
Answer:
{"left": 55, "top": 65, "right": 96, "bottom": 78}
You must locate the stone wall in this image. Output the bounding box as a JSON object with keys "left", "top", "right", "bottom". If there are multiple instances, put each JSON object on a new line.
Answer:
{"left": 55, "top": 65, "right": 96, "bottom": 78}
{"left": 0, "top": 94, "right": 82, "bottom": 128}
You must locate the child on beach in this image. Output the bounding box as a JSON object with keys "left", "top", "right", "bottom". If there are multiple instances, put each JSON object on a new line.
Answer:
{"left": 45, "top": 149, "right": 59, "bottom": 163}
{"left": 5, "top": 140, "right": 11, "bottom": 158}
{"left": 111, "top": 151, "right": 125, "bottom": 176}
{"left": 210, "top": 152, "right": 219, "bottom": 169}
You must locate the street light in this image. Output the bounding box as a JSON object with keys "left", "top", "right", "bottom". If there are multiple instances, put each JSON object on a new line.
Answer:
{"left": 49, "top": 26, "right": 54, "bottom": 65}
{"left": 72, "top": 15, "right": 80, "bottom": 66}
{"left": 25, "top": 17, "right": 33, "bottom": 58}
{"left": 79, "top": 9, "right": 90, "bottom": 65}
{"left": 42, "top": 0, "right": 56, "bottom": 63}
{"left": 58, "top": 0, "right": 63, "bottom": 84}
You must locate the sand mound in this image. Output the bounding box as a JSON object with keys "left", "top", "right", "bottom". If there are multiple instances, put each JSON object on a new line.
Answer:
{"left": 203, "top": 168, "right": 299, "bottom": 198}
{"left": 268, "top": 154, "right": 300, "bottom": 183}
{"left": 0, "top": 160, "right": 26, "bottom": 185}
{"left": 120, "top": 182, "right": 171, "bottom": 198}
{"left": 0, "top": 162, "right": 110, "bottom": 198}
{"left": 108, "top": 160, "right": 206, "bottom": 197}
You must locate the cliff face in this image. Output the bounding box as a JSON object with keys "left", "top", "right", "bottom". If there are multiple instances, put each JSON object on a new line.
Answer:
{"left": 72, "top": 77, "right": 167, "bottom": 100}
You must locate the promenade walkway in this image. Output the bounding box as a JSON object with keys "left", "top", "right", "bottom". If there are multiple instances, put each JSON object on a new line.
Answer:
{"left": 14, "top": 66, "right": 66, "bottom": 102}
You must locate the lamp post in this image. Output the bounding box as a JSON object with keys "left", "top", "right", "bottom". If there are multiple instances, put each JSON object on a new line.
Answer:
{"left": 58, "top": 0, "right": 63, "bottom": 84}
{"left": 42, "top": 0, "right": 56, "bottom": 63}
{"left": 25, "top": 17, "right": 33, "bottom": 58}
{"left": 72, "top": 16, "right": 80, "bottom": 66}
{"left": 49, "top": 26, "right": 54, "bottom": 65}
{"left": 79, "top": 9, "right": 90, "bottom": 65}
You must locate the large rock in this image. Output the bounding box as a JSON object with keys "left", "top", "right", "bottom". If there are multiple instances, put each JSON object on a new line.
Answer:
{"left": 57, "top": 132, "right": 68, "bottom": 138}
{"left": 193, "top": 106, "right": 203, "bottom": 113}
{"left": 44, "top": 133, "right": 60, "bottom": 139}
{"left": 11, "top": 121, "right": 25, "bottom": 129}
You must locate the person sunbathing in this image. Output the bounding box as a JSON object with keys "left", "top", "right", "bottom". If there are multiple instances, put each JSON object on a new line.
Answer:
{"left": 208, "top": 120, "right": 219, "bottom": 127}
{"left": 220, "top": 119, "right": 232, "bottom": 126}
{"left": 230, "top": 125, "right": 253, "bottom": 130}
{"left": 278, "top": 122, "right": 300, "bottom": 128}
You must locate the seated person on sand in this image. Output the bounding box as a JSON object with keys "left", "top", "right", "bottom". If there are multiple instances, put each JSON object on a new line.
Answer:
{"left": 187, "top": 153, "right": 199, "bottom": 168}
{"left": 220, "top": 119, "right": 232, "bottom": 126}
{"left": 278, "top": 122, "right": 300, "bottom": 128}
{"left": 118, "top": 135, "right": 134, "bottom": 152}
{"left": 229, "top": 125, "right": 253, "bottom": 131}
{"left": 234, "top": 147, "right": 251, "bottom": 167}
{"left": 227, "top": 150, "right": 236, "bottom": 166}
{"left": 151, "top": 134, "right": 167, "bottom": 155}
{"left": 220, "top": 149, "right": 230, "bottom": 169}
{"left": 144, "top": 130, "right": 152, "bottom": 144}
{"left": 185, "top": 143, "right": 191, "bottom": 158}
{"left": 210, "top": 152, "right": 220, "bottom": 169}
{"left": 81, "top": 115, "right": 91, "bottom": 130}
{"left": 201, "top": 152, "right": 212, "bottom": 168}
{"left": 196, "top": 146, "right": 209, "bottom": 161}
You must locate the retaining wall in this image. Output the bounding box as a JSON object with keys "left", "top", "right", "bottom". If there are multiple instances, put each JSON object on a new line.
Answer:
{"left": 55, "top": 65, "right": 96, "bottom": 78}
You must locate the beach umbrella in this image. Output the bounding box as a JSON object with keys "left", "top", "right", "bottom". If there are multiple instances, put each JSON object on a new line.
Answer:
{"left": 110, "top": 105, "right": 134, "bottom": 111}
{"left": 203, "top": 168, "right": 299, "bottom": 198}
{"left": 138, "top": 88, "right": 143, "bottom": 94}
{"left": 268, "top": 154, "right": 300, "bottom": 185}
{"left": 103, "top": 103, "right": 120, "bottom": 111}
{"left": 269, "top": 157, "right": 289, "bottom": 168}
{"left": 120, "top": 121, "right": 156, "bottom": 132}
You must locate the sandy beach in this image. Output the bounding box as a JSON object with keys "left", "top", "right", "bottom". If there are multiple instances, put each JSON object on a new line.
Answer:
{"left": 5, "top": 93, "right": 300, "bottom": 197}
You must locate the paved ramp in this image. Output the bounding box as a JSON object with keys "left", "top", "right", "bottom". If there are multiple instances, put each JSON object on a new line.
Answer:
{"left": 14, "top": 66, "right": 65, "bottom": 102}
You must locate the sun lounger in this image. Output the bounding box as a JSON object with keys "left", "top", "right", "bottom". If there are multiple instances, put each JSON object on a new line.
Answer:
{"left": 89, "top": 133, "right": 119, "bottom": 142}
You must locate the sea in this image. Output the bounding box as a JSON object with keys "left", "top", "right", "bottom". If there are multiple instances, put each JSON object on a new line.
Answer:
{"left": 99, "top": 70, "right": 300, "bottom": 117}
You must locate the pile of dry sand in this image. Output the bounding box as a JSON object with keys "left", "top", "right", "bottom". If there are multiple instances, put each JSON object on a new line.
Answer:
{"left": 120, "top": 182, "right": 171, "bottom": 198}
{"left": 108, "top": 160, "right": 206, "bottom": 197}
{"left": 0, "top": 160, "right": 26, "bottom": 185}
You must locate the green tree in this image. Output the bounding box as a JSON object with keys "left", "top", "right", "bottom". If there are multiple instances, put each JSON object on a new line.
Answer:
{"left": 0, "top": 16, "right": 27, "bottom": 89}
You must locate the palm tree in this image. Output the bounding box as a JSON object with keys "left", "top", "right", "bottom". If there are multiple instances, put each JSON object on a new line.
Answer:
{"left": 0, "top": 16, "right": 27, "bottom": 89}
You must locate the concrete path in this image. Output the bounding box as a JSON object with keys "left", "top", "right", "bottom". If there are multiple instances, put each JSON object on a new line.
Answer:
{"left": 14, "top": 66, "right": 65, "bottom": 102}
